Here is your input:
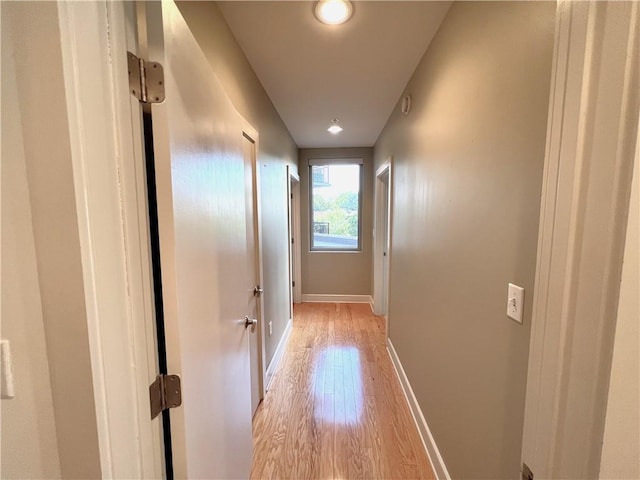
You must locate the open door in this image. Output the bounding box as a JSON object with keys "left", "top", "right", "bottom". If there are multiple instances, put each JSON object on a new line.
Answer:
{"left": 287, "top": 168, "right": 301, "bottom": 314}
{"left": 243, "top": 129, "right": 266, "bottom": 418}
{"left": 131, "top": 2, "right": 255, "bottom": 478}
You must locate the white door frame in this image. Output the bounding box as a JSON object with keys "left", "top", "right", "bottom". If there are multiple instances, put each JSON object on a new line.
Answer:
{"left": 373, "top": 158, "right": 393, "bottom": 327}
{"left": 288, "top": 168, "right": 302, "bottom": 307}
{"left": 521, "top": 1, "right": 639, "bottom": 478}
{"left": 56, "top": 1, "right": 162, "bottom": 477}
{"left": 241, "top": 121, "right": 267, "bottom": 406}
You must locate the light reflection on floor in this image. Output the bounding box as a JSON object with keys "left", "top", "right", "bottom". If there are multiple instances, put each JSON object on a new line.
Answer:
{"left": 312, "top": 346, "right": 364, "bottom": 425}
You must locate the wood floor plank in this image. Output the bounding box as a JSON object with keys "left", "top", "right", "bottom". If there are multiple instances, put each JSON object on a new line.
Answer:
{"left": 250, "top": 303, "right": 435, "bottom": 480}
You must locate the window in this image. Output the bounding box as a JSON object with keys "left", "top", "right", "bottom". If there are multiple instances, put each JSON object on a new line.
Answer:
{"left": 312, "top": 166, "right": 330, "bottom": 186}
{"left": 310, "top": 160, "right": 362, "bottom": 251}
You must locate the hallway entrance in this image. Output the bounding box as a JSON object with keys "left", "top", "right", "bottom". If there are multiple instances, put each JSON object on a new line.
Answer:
{"left": 251, "top": 303, "right": 435, "bottom": 479}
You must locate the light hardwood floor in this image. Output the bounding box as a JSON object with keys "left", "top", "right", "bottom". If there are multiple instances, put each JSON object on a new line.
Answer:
{"left": 251, "top": 303, "right": 436, "bottom": 480}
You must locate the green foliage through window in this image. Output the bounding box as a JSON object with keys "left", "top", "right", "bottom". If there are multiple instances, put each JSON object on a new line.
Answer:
{"left": 310, "top": 163, "right": 361, "bottom": 250}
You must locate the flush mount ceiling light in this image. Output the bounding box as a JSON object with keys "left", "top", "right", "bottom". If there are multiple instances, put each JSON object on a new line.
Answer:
{"left": 315, "top": 0, "right": 353, "bottom": 25}
{"left": 328, "top": 118, "right": 343, "bottom": 134}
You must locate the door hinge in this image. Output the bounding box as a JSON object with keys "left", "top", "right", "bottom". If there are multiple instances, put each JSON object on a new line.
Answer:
{"left": 291, "top": 237, "right": 294, "bottom": 244}
{"left": 149, "top": 374, "right": 182, "bottom": 419}
{"left": 292, "top": 281, "right": 296, "bottom": 287}
{"left": 128, "top": 51, "right": 165, "bottom": 104}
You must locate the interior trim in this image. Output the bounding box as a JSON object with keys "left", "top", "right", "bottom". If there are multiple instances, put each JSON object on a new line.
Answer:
{"left": 301, "top": 294, "right": 373, "bottom": 304}
{"left": 265, "top": 318, "right": 292, "bottom": 391}
{"left": 387, "top": 339, "right": 451, "bottom": 480}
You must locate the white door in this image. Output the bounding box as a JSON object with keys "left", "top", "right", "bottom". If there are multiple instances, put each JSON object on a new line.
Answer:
{"left": 374, "top": 163, "right": 392, "bottom": 324}
{"left": 288, "top": 172, "right": 302, "bottom": 306}
{"left": 243, "top": 132, "right": 264, "bottom": 417}
{"left": 287, "top": 167, "right": 294, "bottom": 318}
{"left": 381, "top": 171, "right": 390, "bottom": 319}
{"left": 142, "top": 2, "right": 253, "bottom": 478}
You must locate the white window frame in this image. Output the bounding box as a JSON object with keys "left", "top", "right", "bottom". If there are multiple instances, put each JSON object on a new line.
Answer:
{"left": 308, "top": 158, "right": 364, "bottom": 252}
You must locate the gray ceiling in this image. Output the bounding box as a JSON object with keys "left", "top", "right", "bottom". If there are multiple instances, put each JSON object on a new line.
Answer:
{"left": 218, "top": 1, "right": 451, "bottom": 148}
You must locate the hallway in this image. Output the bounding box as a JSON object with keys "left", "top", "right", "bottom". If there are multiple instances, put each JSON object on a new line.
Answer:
{"left": 3, "top": 2, "right": 638, "bottom": 479}
{"left": 251, "top": 303, "right": 434, "bottom": 479}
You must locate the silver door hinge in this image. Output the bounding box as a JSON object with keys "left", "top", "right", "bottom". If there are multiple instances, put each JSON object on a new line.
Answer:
{"left": 128, "top": 51, "right": 165, "bottom": 104}
{"left": 149, "top": 374, "right": 182, "bottom": 419}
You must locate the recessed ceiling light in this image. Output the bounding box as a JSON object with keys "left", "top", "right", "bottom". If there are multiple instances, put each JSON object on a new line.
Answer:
{"left": 315, "top": 0, "right": 353, "bottom": 25}
{"left": 328, "top": 125, "right": 343, "bottom": 134}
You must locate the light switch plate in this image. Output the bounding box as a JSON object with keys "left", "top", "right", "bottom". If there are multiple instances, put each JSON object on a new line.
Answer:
{"left": 1, "top": 340, "right": 15, "bottom": 399}
{"left": 507, "top": 283, "right": 525, "bottom": 324}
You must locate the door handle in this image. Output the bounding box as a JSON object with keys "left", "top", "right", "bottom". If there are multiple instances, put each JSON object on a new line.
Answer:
{"left": 244, "top": 316, "right": 257, "bottom": 333}
{"left": 253, "top": 286, "right": 264, "bottom": 297}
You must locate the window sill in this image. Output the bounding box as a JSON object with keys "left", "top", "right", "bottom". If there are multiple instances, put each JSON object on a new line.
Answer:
{"left": 309, "top": 249, "right": 363, "bottom": 254}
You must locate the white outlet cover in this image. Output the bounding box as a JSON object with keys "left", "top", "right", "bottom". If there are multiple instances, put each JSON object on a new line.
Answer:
{"left": 507, "top": 283, "right": 525, "bottom": 324}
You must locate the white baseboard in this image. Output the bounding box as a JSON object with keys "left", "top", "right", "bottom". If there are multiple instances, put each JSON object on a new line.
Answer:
{"left": 301, "top": 294, "right": 373, "bottom": 304}
{"left": 387, "top": 339, "right": 451, "bottom": 480}
{"left": 265, "top": 318, "right": 292, "bottom": 391}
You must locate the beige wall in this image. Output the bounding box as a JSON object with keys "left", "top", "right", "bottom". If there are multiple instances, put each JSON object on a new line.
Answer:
{"left": 600, "top": 125, "right": 640, "bottom": 479}
{"left": 1, "top": 3, "right": 102, "bottom": 478}
{"left": 373, "top": 2, "right": 555, "bottom": 478}
{"left": 176, "top": 2, "right": 298, "bottom": 365}
{"left": 1, "top": 9, "right": 61, "bottom": 476}
{"left": 299, "top": 148, "right": 373, "bottom": 296}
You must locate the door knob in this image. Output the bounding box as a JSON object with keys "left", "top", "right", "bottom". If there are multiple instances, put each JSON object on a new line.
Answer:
{"left": 244, "top": 316, "right": 257, "bottom": 332}
{"left": 253, "top": 286, "right": 264, "bottom": 296}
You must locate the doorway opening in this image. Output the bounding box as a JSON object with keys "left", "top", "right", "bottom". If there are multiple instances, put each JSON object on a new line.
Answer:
{"left": 373, "top": 159, "right": 392, "bottom": 333}
{"left": 288, "top": 168, "right": 302, "bottom": 317}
